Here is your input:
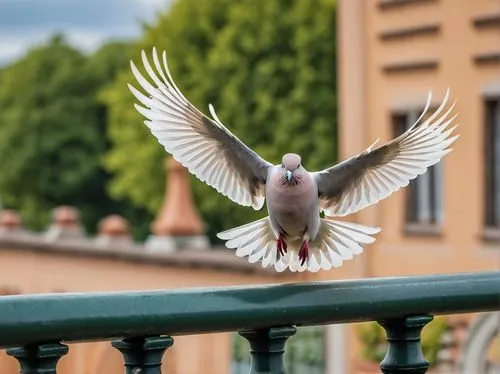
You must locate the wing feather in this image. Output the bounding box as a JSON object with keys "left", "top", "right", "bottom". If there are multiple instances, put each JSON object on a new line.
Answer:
{"left": 313, "top": 90, "right": 459, "bottom": 216}
{"left": 129, "top": 49, "right": 272, "bottom": 209}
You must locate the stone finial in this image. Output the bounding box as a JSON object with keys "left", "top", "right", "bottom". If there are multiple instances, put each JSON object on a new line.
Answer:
{"left": 98, "top": 214, "right": 130, "bottom": 237}
{"left": 45, "top": 205, "right": 85, "bottom": 241}
{"left": 51, "top": 205, "right": 80, "bottom": 227}
{"left": 0, "top": 209, "right": 22, "bottom": 232}
{"left": 95, "top": 214, "right": 133, "bottom": 247}
{"left": 146, "top": 157, "right": 209, "bottom": 252}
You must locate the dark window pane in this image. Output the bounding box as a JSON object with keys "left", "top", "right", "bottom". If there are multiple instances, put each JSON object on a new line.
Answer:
{"left": 393, "top": 113, "right": 408, "bottom": 137}
{"left": 393, "top": 114, "right": 419, "bottom": 222}
{"left": 485, "top": 99, "right": 500, "bottom": 227}
{"left": 392, "top": 109, "right": 443, "bottom": 226}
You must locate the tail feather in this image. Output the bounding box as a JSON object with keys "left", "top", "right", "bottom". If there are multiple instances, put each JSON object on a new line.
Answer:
{"left": 217, "top": 217, "right": 380, "bottom": 273}
{"left": 217, "top": 217, "right": 269, "bottom": 240}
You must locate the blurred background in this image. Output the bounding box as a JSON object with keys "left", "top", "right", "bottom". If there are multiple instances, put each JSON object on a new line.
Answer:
{"left": 0, "top": 0, "right": 498, "bottom": 373}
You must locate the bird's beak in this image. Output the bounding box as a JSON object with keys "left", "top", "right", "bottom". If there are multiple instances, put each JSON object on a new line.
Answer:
{"left": 286, "top": 170, "right": 293, "bottom": 181}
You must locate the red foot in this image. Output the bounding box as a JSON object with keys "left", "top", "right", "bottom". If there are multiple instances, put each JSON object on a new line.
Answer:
{"left": 277, "top": 233, "right": 288, "bottom": 257}
{"left": 298, "top": 240, "right": 309, "bottom": 266}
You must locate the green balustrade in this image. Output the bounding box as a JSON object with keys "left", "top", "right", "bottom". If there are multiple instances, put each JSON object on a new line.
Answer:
{"left": 239, "top": 326, "right": 296, "bottom": 374}
{"left": 6, "top": 342, "right": 68, "bottom": 374}
{"left": 0, "top": 271, "right": 498, "bottom": 374}
{"left": 379, "top": 316, "right": 433, "bottom": 374}
{"left": 112, "top": 336, "right": 173, "bottom": 374}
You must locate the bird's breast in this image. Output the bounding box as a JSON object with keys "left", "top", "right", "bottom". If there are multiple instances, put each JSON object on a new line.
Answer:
{"left": 266, "top": 171, "right": 316, "bottom": 212}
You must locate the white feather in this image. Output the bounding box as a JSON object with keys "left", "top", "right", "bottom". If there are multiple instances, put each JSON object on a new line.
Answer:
{"left": 129, "top": 49, "right": 271, "bottom": 210}
{"left": 217, "top": 217, "right": 380, "bottom": 273}
{"left": 318, "top": 89, "right": 459, "bottom": 217}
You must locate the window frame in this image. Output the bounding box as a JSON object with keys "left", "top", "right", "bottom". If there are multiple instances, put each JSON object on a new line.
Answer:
{"left": 483, "top": 97, "right": 500, "bottom": 240}
{"left": 391, "top": 107, "right": 445, "bottom": 236}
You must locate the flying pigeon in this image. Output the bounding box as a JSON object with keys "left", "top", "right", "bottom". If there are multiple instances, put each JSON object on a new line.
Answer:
{"left": 128, "top": 48, "right": 459, "bottom": 273}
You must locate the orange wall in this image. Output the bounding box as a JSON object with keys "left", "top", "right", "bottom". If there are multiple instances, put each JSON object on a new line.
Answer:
{"left": 337, "top": 1, "right": 499, "bottom": 371}
{"left": 338, "top": 0, "right": 500, "bottom": 278}
{"left": 0, "top": 248, "right": 295, "bottom": 374}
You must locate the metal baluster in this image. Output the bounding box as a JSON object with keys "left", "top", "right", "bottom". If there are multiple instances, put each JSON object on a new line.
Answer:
{"left": 239, "top": 326, "right": 296, "bottom": 374}
{"left": 7, "top": 342, "right": 68, "bottom": 374}
{"left": 112, "top": 336, "right": 173, "bottom": 374}
{"left": 378, "top": 315, "right": 433, "bottom": 374}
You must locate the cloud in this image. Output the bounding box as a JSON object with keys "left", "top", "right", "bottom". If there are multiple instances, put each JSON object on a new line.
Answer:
{"left": 0, "top": 0, "right": 162, "bottom": 31}
{"left": 0, "top": 38, "right": 32, "bottom": 66}
{"left": 0, "top": 0, "right": 172, "bottom": 66}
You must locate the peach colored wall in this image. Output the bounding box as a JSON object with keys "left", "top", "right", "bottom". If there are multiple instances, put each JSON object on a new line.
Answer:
{"left": 368, "top": 0, "right": 499, "bottom": 276}
{"left": 339, "top": 0, "right": 500, "bottom": 274}
{"left": 337, "top": 0, "right": 499, "bottom": 372}
{"left": 0, "top": 249, "right": 296, "bottom": 374}
{"left": 0, "top": 250, "right": 294, "bottom": 293}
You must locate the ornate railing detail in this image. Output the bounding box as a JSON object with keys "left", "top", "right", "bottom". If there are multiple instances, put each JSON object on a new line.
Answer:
{"left": 6, "top": 343, "right": 68, "bottom": 374}
{"left": 112, "top": 336, "right": 174, "bottom": 374}
{"left": 0, "top": 271, "right": 499, "bottom": 373}
{"left": 378, "top": 316, "right": 433, "bottom": 374}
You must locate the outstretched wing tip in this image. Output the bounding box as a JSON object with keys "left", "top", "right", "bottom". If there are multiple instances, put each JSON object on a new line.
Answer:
{"left": 366, "top": 138, "right": 381, "bottom": 152}
{"left": 316, "top": 89, "right": 459, "bottom": 217}
{"left": 128, "top": 49, "right": 271, "bottom": 208}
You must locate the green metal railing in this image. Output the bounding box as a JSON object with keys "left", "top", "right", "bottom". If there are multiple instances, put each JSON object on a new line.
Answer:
{"left": 0, "top": 271, "right": 499, "bottom": 373}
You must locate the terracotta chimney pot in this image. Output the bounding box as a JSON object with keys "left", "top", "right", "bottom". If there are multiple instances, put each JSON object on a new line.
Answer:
{"left": 98, "top": 215, "right": 131, "bottom": 237}
{"left": 0, "top": 209, "right": 22, "bottom": 230}
{"left": 45, "top": 205, "right": 84, "bottom": 241}
{"left": 51, "top": 205, "right": 81, "bottom": 228}
{"left": 151, "top": 157, "right": 204, "bottom": 236}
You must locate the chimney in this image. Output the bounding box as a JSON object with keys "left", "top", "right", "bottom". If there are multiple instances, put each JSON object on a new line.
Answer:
{"left": 146, "top": 157, "right": 209, "bottom": 252}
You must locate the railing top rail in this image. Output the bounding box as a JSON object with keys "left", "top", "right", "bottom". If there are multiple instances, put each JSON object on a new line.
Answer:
{"left": 0, "top": 271, "right": 499, "bottom": 347}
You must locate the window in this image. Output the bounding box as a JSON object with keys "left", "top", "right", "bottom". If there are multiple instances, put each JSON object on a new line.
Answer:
{"left": 232, "top": 326, "right": 326, "bottom": 374}
{"left": 393, "top": 109, "right": 444, "bottom": 230}
{"left": 485, "top": 99, "right": 500, "bottom": 230}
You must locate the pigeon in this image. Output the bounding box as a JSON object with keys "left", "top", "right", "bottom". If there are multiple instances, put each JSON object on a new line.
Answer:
{"left": 128, "top": 48, "right": 459, "bottom": 273}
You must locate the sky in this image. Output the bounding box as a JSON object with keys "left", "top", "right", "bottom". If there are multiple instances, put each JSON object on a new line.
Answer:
{"left": 0, "top": 0, "right": 172, "bottom": 66}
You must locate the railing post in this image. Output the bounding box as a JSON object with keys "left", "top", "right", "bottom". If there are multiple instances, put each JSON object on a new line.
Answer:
{"left": 239, "top": 326, "right": 296, "bottom": 374}
{"left": 378, "top": 315, "right": 433, "bottom": 374}
{"left": 6, "top": 342, "right": 68, "bottom": 374}
{"left": 112, "top": 336, "right": 173, "bottom": 374}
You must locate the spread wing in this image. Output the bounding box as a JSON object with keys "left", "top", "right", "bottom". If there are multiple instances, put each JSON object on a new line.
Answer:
{"left": 129, "top": 49, "right": 272, "bottom": 210}
{"left": 313, "top": 90, "right": 459, "bottom": 217}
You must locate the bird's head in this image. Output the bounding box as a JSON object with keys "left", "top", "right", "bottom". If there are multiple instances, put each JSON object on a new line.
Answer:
{"left": 281, "top": 153, "right": 303, "bottom": 184}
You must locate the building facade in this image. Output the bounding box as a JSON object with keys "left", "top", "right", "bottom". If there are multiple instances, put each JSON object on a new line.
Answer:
{"left": 336, "top": 0, "right": 500, "bottom": 372}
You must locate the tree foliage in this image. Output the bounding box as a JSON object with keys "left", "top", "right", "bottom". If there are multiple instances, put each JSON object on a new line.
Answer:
{"left": 0, "top": 36, "right": 135, "bottom": 231}
{"left": 103, "top": 0, "right": 338, "bottom": 241}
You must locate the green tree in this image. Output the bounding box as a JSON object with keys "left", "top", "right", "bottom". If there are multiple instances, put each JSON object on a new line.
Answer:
{"left": 86, "top": 41, "right": 135, "bottom": 85}
{"left": 88, "top": 40, "right": 154, "bottom": 239}
{"left": 0, "top": 35, "right": 137, "bottom": 232}
{"left": 103, "top": 0, "right": 337, "bottom": 241}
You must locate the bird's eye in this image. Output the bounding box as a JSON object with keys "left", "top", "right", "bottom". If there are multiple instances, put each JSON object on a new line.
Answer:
{"left": 281, "top": 164, "right": 285, "bottom": 168}
{"left": 297, "top": 164, "right": 301, "bottom": 169}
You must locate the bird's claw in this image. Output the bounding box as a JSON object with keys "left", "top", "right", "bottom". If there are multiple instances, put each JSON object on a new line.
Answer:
{"left": 299, "top": 240, "right": 309, "bottom": 266}
{"left": 277, "top": 234, "right": 288, "bottom": 257}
